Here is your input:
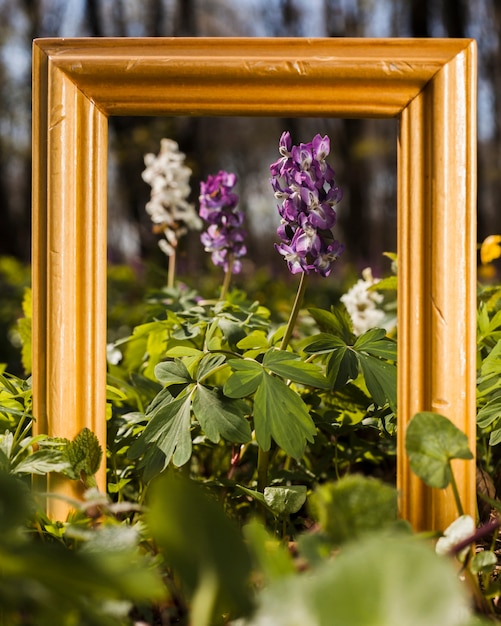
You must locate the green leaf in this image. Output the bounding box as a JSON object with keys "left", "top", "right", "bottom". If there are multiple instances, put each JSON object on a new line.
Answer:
{"left": 489, "top": 428, "right": 501, "bottom": 446}
{"left": 246, "top": 535, "right": 473, "bottom": 626}
{"left": 224, "top": 359, "right": 263, "bottom": 398}
{"left": 165, "top": 346, "right": 203, "bottom": 358}
{"left": 477, "top": 396, "right": 501, "bottom": 429}
{"left": 160, "top": 396, "right": 193, "bottom": 468}
{"left": 13, "top": 449, "right": 70, "bottom": 476}
{"left": 373, "top": 274, "right": 397, "bottom": 291}
{"left": 217, "top": 317, "right": 247, "bottom": 348}
{"left": 262, "top": 350, "right": 329, "bottom": 388}
{"left": 154, "top": 359, "right": 192, "bottom": 385}
{"left": 405, "top": 412, "right": 473, "bottom": 489}
{"left": 243, "top": 521, "right": 295, "bottom": 582}
{"left": 471, "top": 550, "right": 497, "bottom": 575}
{"left": 66, "top": 428, "right": 103, "bottom": 484}
{"left": 128, "top": 392, "right": 193, "bottom": 469}
{"left": 254, "top": 373, "right": 316, "bottom": 459}
{"left": 196, "top": 353, "right": 226, "bottom": 382}
{"left": 354, "top": 329, "right": 397, "bottom": 361}
{"left": 236, "top": 484, "right": 268, "bottom": 508}
{"left": 308, "top": 307, "right": 354, "bottom": 343}
{"left": 327, "top": 346, "right": 359, "bottom": 389}
{"left": 310, "top": 475, "right": 398, "bottom": 545}
{"left": 357, "top": 352, "right": 396, "bottom": 410}
{"left": 302, "top": 332, "right": 347, "bottom": 354}
{"left": 147, "top": 473, "right": 253, "bottom": 621}
{"left": 193, "top": 385, "right": 251, "bottom": 444}
{"left": 263, "top": 485, "right": 307, "bottom": 516}
{"left": 480, "top": 339, "right": 501, "bottom": 377}
{"left": 237, "top": 330, "right": 269, "bottom": 351}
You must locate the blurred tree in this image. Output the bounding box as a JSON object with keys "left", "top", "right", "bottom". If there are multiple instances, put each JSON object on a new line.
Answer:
{"left": 0, "top": 0, "right": 497, "bottom": 271}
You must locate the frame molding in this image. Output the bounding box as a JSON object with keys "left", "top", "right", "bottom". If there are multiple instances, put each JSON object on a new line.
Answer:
{"left": 32, "top": 38, "right": 477, "bottom": 529}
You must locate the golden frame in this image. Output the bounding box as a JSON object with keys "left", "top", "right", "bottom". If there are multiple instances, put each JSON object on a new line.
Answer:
{"left": 32, "top": 38, "right": 477, "bottom": 530}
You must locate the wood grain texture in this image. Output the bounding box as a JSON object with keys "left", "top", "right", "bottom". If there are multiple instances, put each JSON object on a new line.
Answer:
{"left": 32, "top": 37, "right": 477, "bottom": 528}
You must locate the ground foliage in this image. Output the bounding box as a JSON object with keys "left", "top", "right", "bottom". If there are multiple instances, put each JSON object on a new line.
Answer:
{"left": 1, "top": 254, "right": 501, "bottom": 624}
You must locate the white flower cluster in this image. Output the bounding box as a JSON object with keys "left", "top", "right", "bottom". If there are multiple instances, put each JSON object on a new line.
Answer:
{"left": 142, "top": 138, "right": 202, "bottom": 256}
{"left": 340, "top": 267, "right": 385, "bottom": 336}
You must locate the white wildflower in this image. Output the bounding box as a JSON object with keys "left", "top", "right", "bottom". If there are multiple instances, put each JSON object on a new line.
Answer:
{"left": 106, "top": 343, "right": 122, "bottom": 365}
{"left": 142, "top": 138, "right": 202, "bottom": 256}
{"left": 340, "top": 267, "right": 385, "bottom": 336}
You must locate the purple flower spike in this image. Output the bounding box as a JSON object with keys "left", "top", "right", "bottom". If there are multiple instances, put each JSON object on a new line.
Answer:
{"left": 271, "top": 132, "right": 343, "bottom": 276}
{"left": 199, "top": 170, "right": 247, "bottom": 274}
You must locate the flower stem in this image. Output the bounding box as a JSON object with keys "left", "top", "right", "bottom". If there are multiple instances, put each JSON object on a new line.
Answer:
{"left": 220, "top": 254, "right": 234, "bottom": 300}
{"left": 257, "top": 447, "right": 270, "bottom": 493}
{"left": 257, "top": 272, "right": 308, "bottom": 493}
{"left": 280, "top": 271, "right": 308, "bottom": 351}
{"left": 449, "top": 463, "right": 464, "bottom": 517}
{"left": 167, "top": 249, "right": 176, "bottom": 289}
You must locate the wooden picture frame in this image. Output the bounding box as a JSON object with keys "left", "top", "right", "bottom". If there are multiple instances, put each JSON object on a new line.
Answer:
{"left": 32, "top": 38, "right": 477, "bottom": 529}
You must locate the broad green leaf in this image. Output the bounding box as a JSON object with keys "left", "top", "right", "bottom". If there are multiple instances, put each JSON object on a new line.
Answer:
{"left": 308, "top": 307, "right": 354, "bottom": 343}
{"left": 237, "top": 330, "right": 269, "bottom": 351}
{"left": 354, "top": 329, "right": 397, "bottom": 361}
{"left": 471, "top": 550, "right": 497, "bottom": 575}
{"left": 489, "top": 428, "right": 501, "bottom": 446}
{"left": 357, "top": 352, "right": 397, "bottom": 410}
{"left": 145, "top": 385, "right": 174, "bottom": 415}
{"left": 0, "top": 447, "right": 9, "bottom": 471}
{"left": 65, "top": 428, "right": 103, "bottom": 484}
{"left": 243, "top": 521, "right": 295, "bottom": 582}
{"left": 262, "top": 350, "right": 329, "bottom": 388}
{"left": 0, "top": 431, "right": 14, "bottom": 459}
{"left": 236, "top": 484, "right": 268, "bottom": 508}
{"left": 193, "top": 385, "right": 251, "bottom": 444}
{"left": 161, "top": 395, "right": 193, "bottom": 467}
{"left": 224, "top": 360, "right": 263, "bottom": 398}
{"left": 172, "top": 321, "right": 202, "bottom": 340}
{"left": 196, "top": 353, "right": 226, "bottom": 382}
{"left": 246, "top": 535, "right": 473, "bottom": 626}
{"left": 144, "top": 325, "right": 169, "bottom": 376}
{"left": 405, "top": 412, "right": 473, "bottom": 489}
{"left": 477, "top": 396, "right": 501, "bottom": 428}
{"left": 13, "top": 449, "right": 70, "bottom": 476}
{"left": 147, "top": 473, "right": 253, "bottom": 621}
{"left": 217, "top": 318, "right": 246, "bottom": 348}
{"left": 310, "top": 475, "right": 398, "bottom": 545}
{"left": 478, "top": 302, "right": 490, "bottom": 338}
{"left": 302, "top": 332, "right": 347, "bottom": 354}
{"left": 480, "top": 339, "right": 501, "bottom": 377}
{"left": 263, "top": 485, "right": 307, "bottom": 516}
{"left": 165, "top": 346, "right": 203, "bottom": 358}
{"left": 128, "top": 392, "right": 193, "bottom": 469}
{"left": 253, "top": 373, "right": 316, "bottom": 459}
{"left": 478, "top": 305, "right": 501, "bottom": 342}
{"left": 154, "top": 359, "right": 192, "bottom": 385}
{"left": 327, "top": 346, "right": 359, "bottom": 389}
{"left": 353, "top": 327, "right": 386, "bottom": 347}
{"left": 373, "top": 274, "right": 397, "bottom": 291}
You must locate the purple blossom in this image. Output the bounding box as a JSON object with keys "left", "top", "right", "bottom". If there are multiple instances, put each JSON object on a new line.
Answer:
{"left": 199, "top": 170, "right": 247, "bottom": 274}
{"left": 271, "top": 131, "right": 343, "bottom": 277}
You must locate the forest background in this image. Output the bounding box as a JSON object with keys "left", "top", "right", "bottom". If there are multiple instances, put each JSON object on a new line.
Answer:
{"left": 0, "top": 0, "right": 496, "bottom": 371}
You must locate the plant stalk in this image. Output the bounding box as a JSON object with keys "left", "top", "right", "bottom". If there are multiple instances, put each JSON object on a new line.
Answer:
{"left": 280, "top": 271, "right": 308, "bottom": 351}
{"left": 257, "top": 447, "right": 270, "bottom": 493}
{"left": 220, "top": 253, "right": 234, "bottom": 300}
{"left": 167, "top": 248, "right": 176, "bottom": 289}
{"left": 257, "top": 272, "right": 308, "bottom": 493}
{"left": 449, "top": 463, "right": 464, "bottom": 517}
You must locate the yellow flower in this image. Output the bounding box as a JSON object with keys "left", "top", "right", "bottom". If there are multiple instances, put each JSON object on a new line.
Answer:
{"left": 480, "top": 235, "right": 501, "bottom": 265}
